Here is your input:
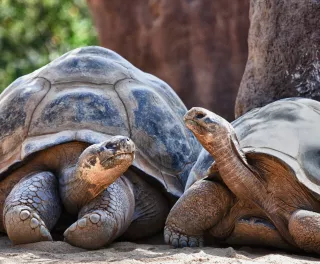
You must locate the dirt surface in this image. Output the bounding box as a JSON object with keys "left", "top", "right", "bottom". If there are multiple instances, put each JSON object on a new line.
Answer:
{"left": 0, "top": 234, "right": 319, "bottom": 264}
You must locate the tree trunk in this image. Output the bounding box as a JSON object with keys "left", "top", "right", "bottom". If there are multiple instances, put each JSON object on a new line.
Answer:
{"left": 236, "top": 0, "right": 320, "bottom": 118}
{"left": 87, "top": 0, "right": 249, "bottom": 121}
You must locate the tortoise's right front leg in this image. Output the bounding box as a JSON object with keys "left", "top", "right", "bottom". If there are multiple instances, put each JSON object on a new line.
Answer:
{"left": 164, "top": 180, "right": 233, "bottom": 247}
{"left": 4, "top": 171, "right": 62, "bottom": 244}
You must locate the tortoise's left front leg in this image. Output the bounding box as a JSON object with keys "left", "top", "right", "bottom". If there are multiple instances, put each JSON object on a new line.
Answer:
{"left": 289, "top": 209, "right": 320, "bottom": 254}
{"left": 165, "top": 179, "right": 233, "bottom": 247}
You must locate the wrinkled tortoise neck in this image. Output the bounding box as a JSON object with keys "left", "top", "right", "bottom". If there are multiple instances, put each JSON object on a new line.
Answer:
{"left": 209, "top": 128, "right": 267, "bottom": 206}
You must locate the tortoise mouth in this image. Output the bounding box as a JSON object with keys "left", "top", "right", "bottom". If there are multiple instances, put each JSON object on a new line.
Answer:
{"left": 185, "top": 118, "right": 201, "bottom": 128}
{"left": 185, "top": 119, "right": 210, "bottom": 134}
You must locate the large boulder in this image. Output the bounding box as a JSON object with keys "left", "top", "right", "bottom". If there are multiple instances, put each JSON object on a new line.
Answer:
{"left": 236, "top": 0, "right": 320, "bottom": 118}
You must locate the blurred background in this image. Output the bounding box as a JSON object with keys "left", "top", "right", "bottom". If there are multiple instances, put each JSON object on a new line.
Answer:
{"left": 0, "top": 0, "right": 250, "bottom": 121}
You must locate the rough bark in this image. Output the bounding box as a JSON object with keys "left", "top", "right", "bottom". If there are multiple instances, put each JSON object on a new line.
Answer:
{"left": 87, "top": 0, "right": 249, "bottom": 121}
{"left": 236, "top": 0, "right": 320, "bottom": 118}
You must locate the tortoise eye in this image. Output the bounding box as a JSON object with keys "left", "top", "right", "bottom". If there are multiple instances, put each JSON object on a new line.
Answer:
{"left": 195, "top": 113, "right": 205, "bottom": 119}
{"left": 88, "top": 158, "right": 96, "bottom": 166}
{"left": 104, "top": 142, "right": 118, "bottom": 150}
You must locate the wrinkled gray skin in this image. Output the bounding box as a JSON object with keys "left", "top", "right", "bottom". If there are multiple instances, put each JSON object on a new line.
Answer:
{"left": 165, "top": 98, "right": 320, "bottom": 254}
{"left": 0, "top": 46, "right": 201, "bottom": 249}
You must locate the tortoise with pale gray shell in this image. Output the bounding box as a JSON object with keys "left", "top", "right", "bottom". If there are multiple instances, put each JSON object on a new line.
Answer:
{"left": 0, "top": 46, "right": 201, "bottom": 249}
{"left": 165, "top": 98, "right": 320, "bottom": 254}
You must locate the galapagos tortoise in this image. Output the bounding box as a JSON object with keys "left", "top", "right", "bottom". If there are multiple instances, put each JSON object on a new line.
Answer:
{"left": 165, "top": 97, "right": 320, "bottom": 254}
{"left": 0, "top": 46, "right": 201, "bottom": 249}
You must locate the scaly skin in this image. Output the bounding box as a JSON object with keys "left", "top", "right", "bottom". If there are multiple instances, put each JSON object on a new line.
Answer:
{"left": 4, "top": 171, "right": 61, "bottom": 244}
{"left": 165, "top": 179, "right": 233, "bottom": 247}
{"left": 165, "top": 177, "right": 292, "bottom": 249}
{"left": 64, "top": 176, "right": 135, "bottom": 249}
{"left": 64, "top": 170, "right": 169, "bottom": 249}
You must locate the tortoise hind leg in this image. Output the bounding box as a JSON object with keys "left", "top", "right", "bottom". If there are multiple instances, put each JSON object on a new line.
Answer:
{"left": 121, "top": 171, "right": 169, "bottom": 240}
{"left": 4, "top": 171, "right": 61, "bottom": 244}
{"left": 225, "top": 217, "right": 293, "bottom": 251}
{"left": 63, "top": 176, "right": 135, "bottom": 249}
{"left": 289, "top": 209, "right": 320, "bottom": 254}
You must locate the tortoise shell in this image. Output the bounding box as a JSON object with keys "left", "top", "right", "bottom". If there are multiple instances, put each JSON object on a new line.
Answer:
{"left": 188, "top": 98, "right": 320, "bottom": 198}
{"left": 0, "top": 46, "right": 201, "bottom": 197}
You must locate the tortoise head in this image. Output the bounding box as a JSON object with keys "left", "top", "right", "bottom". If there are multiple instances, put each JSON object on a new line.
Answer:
{"left": 78, "top": 135, "right": 135, "bottom": 174}
{"left": 62, "top": 136, "right": 136, "bottom": 212}
{"left": 184, "top": 107, "right": 232, "bottom": 150}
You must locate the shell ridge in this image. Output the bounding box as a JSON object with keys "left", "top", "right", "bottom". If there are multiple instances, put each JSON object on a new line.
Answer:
{"left": 243, "top": 146, "right": 297, "bottom": 160}
{"left": 43, "top": 80, "right": 114, "bottom": 86}
{"left": 26, "top": 78, "right": 52, "bottom": 139}
{"left": 113, "top": 78, "right": 133, "bottom": 138}
{"left": 129, "top": 74, "right": 189, "bottom": 144}
{"left": 123, "top": 77, "right": 197, "bottom": 167}
{"left": 113, "top": 78, "right": 193, "bottom": 173}
{"left": 176, "top": 160, "right": 197, "bottom": 174}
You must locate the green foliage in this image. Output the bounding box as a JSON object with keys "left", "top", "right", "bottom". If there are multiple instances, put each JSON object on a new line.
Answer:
{"left": 0, "top": 0, "right": 97, "bottom": 92}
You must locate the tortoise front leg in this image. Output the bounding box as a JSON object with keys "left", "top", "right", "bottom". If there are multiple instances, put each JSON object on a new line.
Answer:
{"left": 63, "top": 176, "right": 135, "bottom": 249}
{"left": 164, "top": 179, "right": 233, "bottom": 247}
{"left": 4, "top": 171, "right": 61, "bottom": 244}
{"left": 289, "top": 209, "right": 320, "bottom": 254}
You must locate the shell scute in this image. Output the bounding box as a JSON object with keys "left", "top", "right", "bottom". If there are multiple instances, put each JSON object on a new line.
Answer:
{"left": 0, "top": 78, "right": 50, "bottom": 170}
{"left": 28, "top": 86, "right": 129, "bottom": 138}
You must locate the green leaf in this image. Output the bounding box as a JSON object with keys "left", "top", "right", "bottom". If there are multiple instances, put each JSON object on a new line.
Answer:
{"left": 0, "top": 0, "right": 97, "bottom": 92}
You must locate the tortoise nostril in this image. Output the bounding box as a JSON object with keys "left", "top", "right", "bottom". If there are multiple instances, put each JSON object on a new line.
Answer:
{"left": 120, "top": 137, "right": 130, "bottom": 144}
{"left": 195, "top": 113, "right": 206, "bottom": 119}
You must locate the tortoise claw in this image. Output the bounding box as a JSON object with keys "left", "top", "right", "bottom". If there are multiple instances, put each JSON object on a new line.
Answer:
{"left": 64, "top": 210, "right": 117, "bottom": 249}
{"left": 4, "top": 205, "right": 52, "bottom": 244}
{"left": 164, "top": 226, "right": 204, "bottom": 248}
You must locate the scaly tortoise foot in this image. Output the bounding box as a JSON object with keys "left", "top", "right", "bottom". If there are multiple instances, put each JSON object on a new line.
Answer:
{"left": 164, "top": 226, "right": 204, "bottom": 248}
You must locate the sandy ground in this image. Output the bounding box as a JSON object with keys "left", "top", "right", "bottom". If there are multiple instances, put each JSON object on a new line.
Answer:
{"left": 0, "top": 234, "right": 319, "bottom": 264}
